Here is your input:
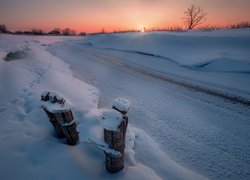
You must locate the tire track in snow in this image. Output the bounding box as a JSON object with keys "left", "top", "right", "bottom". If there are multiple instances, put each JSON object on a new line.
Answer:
{"left": 90, "top": 52, "right": 250, "bottom": 107}
{"left": 49, "top": 44, "right": 250, "bottom": 179}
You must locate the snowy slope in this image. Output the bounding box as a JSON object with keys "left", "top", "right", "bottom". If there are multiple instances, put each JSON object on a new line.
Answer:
{"left": 47, "top": 29, "right": 250, "bottom": 180}
{"left": 81, "top": 29, "right": 250, "bottom": 98}
{"left": 84, "top": 29, "right": 250, "bottom": 69}
{"left": 0, "top": 35, "right": 207, "bottom": 180}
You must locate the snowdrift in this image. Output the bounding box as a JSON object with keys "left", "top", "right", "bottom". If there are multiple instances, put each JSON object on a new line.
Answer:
{"left": 84, "top": 29, "right": 250, "bottom": 73}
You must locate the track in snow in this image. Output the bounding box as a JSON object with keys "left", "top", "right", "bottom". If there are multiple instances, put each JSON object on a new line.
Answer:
{"left": 94, "top": 50, "right": 250, "bottom": 107}
{"left": 48, "top": 42, "right": 250, "bottom": 180}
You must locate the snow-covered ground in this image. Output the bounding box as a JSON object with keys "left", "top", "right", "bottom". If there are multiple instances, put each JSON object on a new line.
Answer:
{"left": 82, "top": 29, "right": 250, "bottom": 96}
{"left": 0, "top": 29, "right": 250, "bottom": 180}
{"left": 0, "top": 34, "right": 206, "bottom": 180}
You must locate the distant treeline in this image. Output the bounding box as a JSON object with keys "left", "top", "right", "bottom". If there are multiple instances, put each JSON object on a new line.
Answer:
{"left": 1, "top": 21, "right": 250, "bottom": 36}
{"left": 0, "top": 26, "right": 86, "bottom": 36}
{"left": 143, "top": 21, "right": 250, "bottom": 32}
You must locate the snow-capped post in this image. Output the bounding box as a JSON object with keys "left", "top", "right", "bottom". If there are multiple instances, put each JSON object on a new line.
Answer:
{"left": 103, "top": 98, "right": 130, "bottom": 173}
{"left": 41, "top": 91, "right": 79, "bottom": 145}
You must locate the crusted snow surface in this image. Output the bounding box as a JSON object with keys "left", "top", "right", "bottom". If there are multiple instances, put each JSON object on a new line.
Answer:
{"left": 0, "top": 34, "right": 232, "bottom": 180}
{"left": 47, "top": 29, "right": 250, "bottom": 180}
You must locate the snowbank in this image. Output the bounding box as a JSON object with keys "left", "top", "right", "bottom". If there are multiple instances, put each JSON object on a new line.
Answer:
{"left": 0, "top": 35, "right": 99, "bottom": 179}
{"left": 79, "top": 29, "right": 250, "bottom": 97}
{"left": 84, "top": 29, "right": 250, "bottom": 72}
{"left": 46, "top": 30, "right": 250, "bottom": 179}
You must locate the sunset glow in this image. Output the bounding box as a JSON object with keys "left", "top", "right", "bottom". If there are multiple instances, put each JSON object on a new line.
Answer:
{"left": 1, "top": 0, "right": 250, "bottom": 33}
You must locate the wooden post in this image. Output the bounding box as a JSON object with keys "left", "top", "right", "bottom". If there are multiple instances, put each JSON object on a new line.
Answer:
{"left": 104, "top": 118, "right": 128, "bottom": 173}
{"left": 41, "top": 91, "right": 79, "bottom": 145}
{"left": 41, "top": 107, "right": 65, "bottom": 138}
{"left": 54, "top": 110, "right": 79, "bottom": 145}
{"left": 104, "top": 98, "right": 129, "bottom": 173}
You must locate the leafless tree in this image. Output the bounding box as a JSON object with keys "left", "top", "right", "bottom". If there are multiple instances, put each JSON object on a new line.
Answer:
{"left": 183, "top": 5, "right": 207, "bottom": 30}
{"left": 0, "top": 24, "right": 7, "bottom": 33}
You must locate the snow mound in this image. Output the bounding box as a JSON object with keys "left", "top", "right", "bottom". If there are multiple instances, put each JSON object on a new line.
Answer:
{"left": 77, "top": 109, "right": 122, "bottom": 157}
{"left": 77, "top": 109, "right": 104, "bottom": 144}
{"left": 77, "top": 108, "right": 123, "bottom": 145}
{"left": 125, "top": 125, "right": 136, "bottom": 166}
{"left": 77, "top": 109, "right": 122, "bottom": 142}
{"left": 112, "top": 97, "right": 130, "bottom": 113}
{"left": 83, "top": 29, "right": 250, "bottom": 71}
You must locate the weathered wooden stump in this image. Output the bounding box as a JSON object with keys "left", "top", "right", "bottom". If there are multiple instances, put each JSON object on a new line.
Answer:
{"left": 41, "top": 107, "right": 65, "bottom": 138}
{"left": 104, "top": 98, "right": 130, "bottom": 173}
{"left": 54, "top": 110, "right": 79, "bottom": 145}
{"left": 41, "top": 91, "right": 79, "bottom": 145}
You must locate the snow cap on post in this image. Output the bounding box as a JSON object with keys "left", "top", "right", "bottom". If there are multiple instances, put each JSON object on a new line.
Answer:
{"left": 99, "top": 109, "right": 123, "bottom": 132}
{"left": 112, "top": 97, "right": 130, "bottom": 115}
{"left": 41, "top": 91, "right": 72, "bottom": 113}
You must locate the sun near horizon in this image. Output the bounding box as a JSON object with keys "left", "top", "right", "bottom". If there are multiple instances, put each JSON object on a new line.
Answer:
{"left": 1, "top": 0, "right": 250, "bottom": 33}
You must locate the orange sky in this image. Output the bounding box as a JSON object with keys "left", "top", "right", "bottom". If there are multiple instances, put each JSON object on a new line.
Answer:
{"left": 0, "top": 0, "right": 250, "bottom": 33}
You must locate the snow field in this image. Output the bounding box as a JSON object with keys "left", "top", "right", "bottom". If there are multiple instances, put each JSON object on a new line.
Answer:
{"left": 0, "top": 35, "right": 207, "bottom": 179}
{"left": 47, "top": 29, "right": 250, "bottom": 179}
{"left": 84, "top": 29, "right": 250, "bottom": 72}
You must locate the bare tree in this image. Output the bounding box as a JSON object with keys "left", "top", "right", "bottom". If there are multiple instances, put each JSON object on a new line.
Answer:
{"left": 0, "top": 24, "right": 7, "bottom": 33}
{"left": 183, "top": 5, "right": 207, "bottom": 30}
